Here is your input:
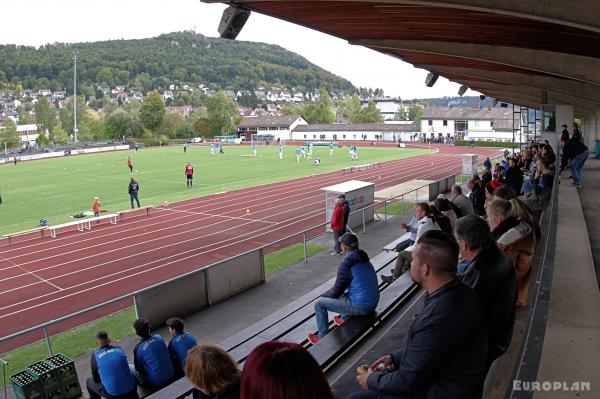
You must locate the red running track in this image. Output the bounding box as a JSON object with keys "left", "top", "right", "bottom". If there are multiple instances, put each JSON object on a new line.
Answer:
{"left": 0, "top": 145, "right": 500, "bottom": 349}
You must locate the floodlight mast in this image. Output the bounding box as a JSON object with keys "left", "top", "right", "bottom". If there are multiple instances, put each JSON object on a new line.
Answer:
{"left": 73, "top": 51, "right": 79, "bottom": 145}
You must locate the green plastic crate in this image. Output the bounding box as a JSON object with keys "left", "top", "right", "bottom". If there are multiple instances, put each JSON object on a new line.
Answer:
{"left": 26, "top": 361, "right": 63, "bottom": 399}
{"left": 11, "top": 370, "right": 43, "bottom": 399}
{"left": 45, "top": 354, "right": 81, "bottom": 399}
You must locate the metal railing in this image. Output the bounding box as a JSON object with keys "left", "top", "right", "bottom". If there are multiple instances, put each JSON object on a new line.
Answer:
{"left": 0, "top": 156, "right": 499, "bottom": 361}
{"left": 1, "top": 358, "right": 7, "bottom": 399}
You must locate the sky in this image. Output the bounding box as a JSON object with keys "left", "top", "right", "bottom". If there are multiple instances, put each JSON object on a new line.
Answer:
{"left": 0, "top": 0, "right": 477, "bottom": 99}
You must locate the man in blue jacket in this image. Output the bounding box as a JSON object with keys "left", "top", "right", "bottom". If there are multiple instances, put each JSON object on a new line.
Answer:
{"left": 166, "top": 317, "right": 197, "bottom": 377}
{"left": 132, "top": 319, "right": 175, "bottom": 391}
{"left": 86, "top": 331, "right": 138, "bottom": 399}
{"left": 308, "top": 233, "right": 380, "bottom": 344}
{"left": 349, "top": 231, "right": 487, "bottom": 399}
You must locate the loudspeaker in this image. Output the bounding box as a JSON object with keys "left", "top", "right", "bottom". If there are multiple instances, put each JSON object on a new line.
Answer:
{"left": 500, "top": 102, "right": 509, "bottom": 108}
{"left": 218, "top": 6, "right": 251, "bottom": 40}
{"left": 424, "top": 72, "right": 439, "bottom": 87}
{"left": 479, "top": 94, "right": 486, "bottom": 101}
{"left": 458, "top": 85, "right": 468, "bottom": 97}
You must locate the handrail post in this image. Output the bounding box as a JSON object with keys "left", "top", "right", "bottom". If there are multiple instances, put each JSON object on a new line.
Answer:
{"left": 1, "top": 358, "right": 7, "bottom": 399}
{"left": 362, "top": 209, "right": 366, "bottom": 234}
{"left": 303, "top": 233, "right": 308, "bottom": 263}
{"left": 384, "top": 200, "right": 387, "bottom": 223}
{"left": 401, "top": 195, "right": 404, "bottom": 214}
{"left": 415, "top": 188, "right": 419, "bottom": 203}
{"left": 43, "top": 326, "right": 53, "bottom": 356}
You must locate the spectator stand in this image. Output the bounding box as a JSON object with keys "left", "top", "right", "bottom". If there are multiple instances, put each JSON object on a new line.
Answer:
{"left": 146, "top": 236, "right": 417, "bottom": 399}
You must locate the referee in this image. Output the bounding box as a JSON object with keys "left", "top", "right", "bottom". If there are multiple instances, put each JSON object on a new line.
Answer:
{"left": 185, "top": 162, "right": 194, "bottom": 188}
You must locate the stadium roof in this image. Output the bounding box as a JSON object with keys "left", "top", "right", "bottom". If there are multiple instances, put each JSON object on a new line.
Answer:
{"left": 202, "top": 0, "right": 600, "bottom": 118}
{"left": 294, "top": 123, "right": 418, "bottom": 132}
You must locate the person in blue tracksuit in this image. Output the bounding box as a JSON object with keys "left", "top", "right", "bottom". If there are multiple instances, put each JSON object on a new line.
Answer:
{"left": 132, "top": 319, "right": 175, "bottom": 391}
{"left": 166, "top": 317, "right": 198, "bottom": 377}
{"left": 87, "top": 331, "right": 138, "bottom": 399}
{"left": 308, "top": 233, "right": 380, "bottom": 343}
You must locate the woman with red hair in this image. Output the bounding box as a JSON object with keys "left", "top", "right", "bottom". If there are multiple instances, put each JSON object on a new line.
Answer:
{"left": 240, "top": 341, "right": 334, "bottom": 399}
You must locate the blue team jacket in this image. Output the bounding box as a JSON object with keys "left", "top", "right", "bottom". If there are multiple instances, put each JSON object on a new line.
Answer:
{"left": 169, "top": 332, "right": 198, "bottom": 370}
{"left": 133, "top": 334, "right": 175, "bottom": 388}
{"left": 92, "top": 345, "right": 136, "bottom": 396}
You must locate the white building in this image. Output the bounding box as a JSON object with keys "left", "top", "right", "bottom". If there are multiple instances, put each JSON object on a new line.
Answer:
{"left": 292, "top": 123, "right": 418, "bottom": 142}
{"left": 361, "top": 98, "right": 402, "bottom": 120}
{"left": 17, "top": 124, "right": 41, "bottom": 148}
{"left": 237, "top": 115, "right": 308, "bottom": 140}
{"left": 420, "top": 106, "right": 514, "bottom": 142}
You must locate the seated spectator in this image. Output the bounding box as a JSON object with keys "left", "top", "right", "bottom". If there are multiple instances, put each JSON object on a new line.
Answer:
{"left": 433, "top": 197, "right": 457, "bottom": 231}
{"left": 487, "top": 199, "right": 535, "bottom": 307}
{"left": 493, "top": 185, "right": 540, "bottom": 242}
{"left": 87, "top": 331, "right": 138, "bottom": 399}
{"left": 132, "top": 318, "right": 175, "bottom": 391}
{"left": 185, "top": 345, "right": 240, "bottom": 399}
{"left": 166, "top": 317, "right": 198, "bottom": 377}
{"left": 429, "top": 204, "right": 452, "bottom": 234}
{"left": 504, "top": 158, "right": 524, "bottom": 195}
{"left": 540, "top": 144, "right": 556, "bottom": 167}
{"left": 467, "top": 178, "right": 486, "bottom": 217}
{"left": 455, "top": 216, "right": 518, "bottom": 373}
{"left": 348, "top": 231, "right": 487, "bottom": 399}
{"left": 381, "top": 203, "right": 440, "bottom": 283}
{"left": 308, "top": 233, "right": 379, "bottom": 344}
{"left": 522, "top": 156, "right": 554, "bottom": 221}
{"left": 241, "top": 341, "right": 334, "bottom": 399}
{"left": 450, "top": 184, "right": 474, "bottom": 216}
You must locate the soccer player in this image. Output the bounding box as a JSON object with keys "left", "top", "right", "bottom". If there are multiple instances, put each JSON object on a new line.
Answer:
{"left": 252, "top": 142, "right": 257, "bottom": 157}
{"left": 183, "top": 144, "right": 187, "bottom": 153}
{"left": 352, "top": 145, "right": 359, "bottom": 161}
{"left": 329, "top": 142, "right": 334, "bottom": 156}
{"left": 309, "top": 142, "right": 314, "bottom": 159}
{"left": 127, "top": 156, "right": 133, "bottom": 173}
{"left": 348, "top": 146, "right": 353, "bottom": 160}
{"left": 314, "top": 158, "right": 321, "bottom": 165}
{"left": 132, "top": 319, "right": 175, "bottom": 391}
{"left": 219, "top": 145, "right": 224, "bottom": 154}
{"left": 278, "top": 144, "right": 283, "bottom": 160}
{"left": 166, "top": 318, "right": 197, "bottom": 378}
{"left": 296, "top": 147, "right": 301, "bottom": 163}
{"left": 185, "top": 162, "right": 194, "bottom": 188}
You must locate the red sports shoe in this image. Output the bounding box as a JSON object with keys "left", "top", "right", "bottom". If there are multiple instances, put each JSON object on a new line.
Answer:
{"left": 307, "top": 332, "right": 320, "bottom": 344}
{"left": 333, "top": 315, "right": 345, "bottom": 326}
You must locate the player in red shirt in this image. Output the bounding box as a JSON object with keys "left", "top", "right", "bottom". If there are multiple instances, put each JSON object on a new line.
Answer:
{"left": 185, "top": 162, "right": 194, "bottom": 188}
{"left": 127, "top": 156, "right": 133, "bottom": 173}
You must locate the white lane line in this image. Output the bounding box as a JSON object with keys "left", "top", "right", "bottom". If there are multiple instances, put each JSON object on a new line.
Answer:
{"left": 0, "top": 254, "right": 63, "bottom": 292}
{"left": 153, "top": 207, "right": 279, "bottom": 225}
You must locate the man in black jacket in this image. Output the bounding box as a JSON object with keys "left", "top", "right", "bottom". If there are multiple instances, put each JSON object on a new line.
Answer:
{"left": 467, "top": 178, "right": 486, "bottom": 217}
{"left": 349, "top": 231, "right": 487, "bottom": 399}
{"left": 503, "top": 158, "right": 524, "bottom": 195}
{"left": 455, "top": 216, "right": 517, "bottom": 372}
{"left": 339, "top": 194, "right": 351, "bottom": 232}
{"left": 561, "top": 138, "right": 589, "bottom": 187}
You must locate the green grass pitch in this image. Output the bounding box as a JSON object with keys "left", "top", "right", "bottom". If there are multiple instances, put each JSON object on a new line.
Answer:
{"left": 0, "top": 144, "right": 432, "bottom": 235}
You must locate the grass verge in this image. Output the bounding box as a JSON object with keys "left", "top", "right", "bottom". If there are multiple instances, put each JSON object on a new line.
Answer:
{"left": 0, "top": 307, "right": 135, "bottom": 386}
{"left": 376, "top": 202, "right": 415, "bottom": 216}
{"left": 264, "top": 243, "right": 327, "bottom": 276}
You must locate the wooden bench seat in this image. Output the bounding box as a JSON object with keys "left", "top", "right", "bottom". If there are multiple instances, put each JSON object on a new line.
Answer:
{"left": 382, "top": 232, "right": 412, "bottom": 252}
{"left": 48, "top": 213, "right": 118, "bottom": 238}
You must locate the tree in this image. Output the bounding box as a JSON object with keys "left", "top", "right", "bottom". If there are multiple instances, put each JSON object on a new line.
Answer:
{"left": 35, "top": 134, "right": 50, "bottom": 149}
{"left": 158, "top": 112, "right": 188, "bottom": 139}
{"left": 304, "top": 88, "right": 335, "bottom": 124}
{"left": 105, "top": 109, "right": 144, "bottom": 139}
{"left": 408, "top": 105, "right": 424, "bottom": 124}
{"left": 59, "top": 96, "right": 89, "bottom": 139}
{"left": 96, "top": 67, "right": 114, "bottom": 85}
{"left": 139, "top": 90, "right": 166, "bottom": 131}
{"left": 205, "top": 91, "right": 238, "bottom": 136}
{"left": 52, "top": 125, "right": 69, "bottom": 145}
{"left": 35, "top": 97, "right": 56, "bottom": 133}
{"left": 354, "top": 101, "right": 383, "bottom": 123}
{"left": 0, "top": 119, "right": 20, "bottom": 151}
{"left": 340, "top": 93, "right": 361, "bottom": 123}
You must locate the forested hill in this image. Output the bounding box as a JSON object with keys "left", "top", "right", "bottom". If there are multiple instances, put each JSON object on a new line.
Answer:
{"left": 0, "top": 31, "right": 356, "bottom": 94}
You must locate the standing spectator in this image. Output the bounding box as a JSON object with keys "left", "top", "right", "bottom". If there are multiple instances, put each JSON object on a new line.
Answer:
{"left": 450, "top": 185, "right": 474, "bottom": 216}
{"left": 503, "top": 158, "right": 524, "bottom": 194}
{"left": 503, "top": 148, "right": 510, "bottom": 158}
{"left": 560, "top": 124, "right": 570, "bottom": 142}
{"left": 571, "top": 122, "right": 583, "bottom": 143}
{"left": 167, "top": 317, "right": 198, "bottom": 377}
{"left": 481, "top": 167, "right": 492, "bottom": 188}
{"left": 381, "top": 203, "right": 440, "bottom": 283}
{"left": 308, "top": 233, "right": 379, "bottom": 344}
{"left": 330, "top": 198, "right": 345, "bottom": 255}
{"left": 349, "top": 231, "right": 487, "bottom": 399}
{"left": 132, "top": 319, "right": 175, "bottom": 391}
{"left": 455, "top": 216, "right": 517, "bottom": 372}
{"left": 487, "top": 199, "right": 535, "bottom": 307}
{"left": 561, "top": 137, "right": 589, "bottom": 187}
{"left": 467, "top": 179, "right": 486, "bottom": 217}
{"left": 185, "top": 162, "right": 194, "bottom": 188}
{"left": 241, "top": 341, "right": 334, "bottom": 399}
{"left": 128, "top": 178, "right": 141, "bottom": 209}
{"left": 183, "top": 144, "right": 188, "bottom": 153}
{"left": 185, "top": 345, "right": 240, "bottom": 399}
{"left": 339, "top": 194, "right": 351, "bottom": 232}
{"left": 484, "top": 157, "right": 492, "bottom": 171}
{"left": 86, "top": 331, "right": 138, "bottom": 399}
{"left": 92, "top": 197, "right": 102, "bottom": 217}
{"left": 13, "top": 156, "right": 17, "bottom": 166}
{"left": 127, "top": 157, "right": 133, "bottom": 173}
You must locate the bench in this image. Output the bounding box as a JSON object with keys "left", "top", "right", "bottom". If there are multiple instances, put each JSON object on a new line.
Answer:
{"left": 146, "top": 241, "right": 414, "bottom": 399}
{"left": 48, "top": 213, "right": 118, "bottom": 238}
{"left": 382, "top": 232, "right": 412, "bottom": 252}
{"left": 352, "top": 163, "right": 381, "bottom": 172}
{"left": 3, "top": 226, "right": 48, "bottom": 245}
{"left": 118, "top": 205, "right": 153, "bottom": 221}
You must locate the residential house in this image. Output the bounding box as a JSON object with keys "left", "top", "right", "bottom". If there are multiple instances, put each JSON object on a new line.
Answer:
{"left": 16, "top": 124, "right": 40, "bottom": 148}
{"left": 162, "top": 91, "right": 174, "bottom": 101}
{"left": 237, "top": 115, "right": 308, "bottom": 141}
